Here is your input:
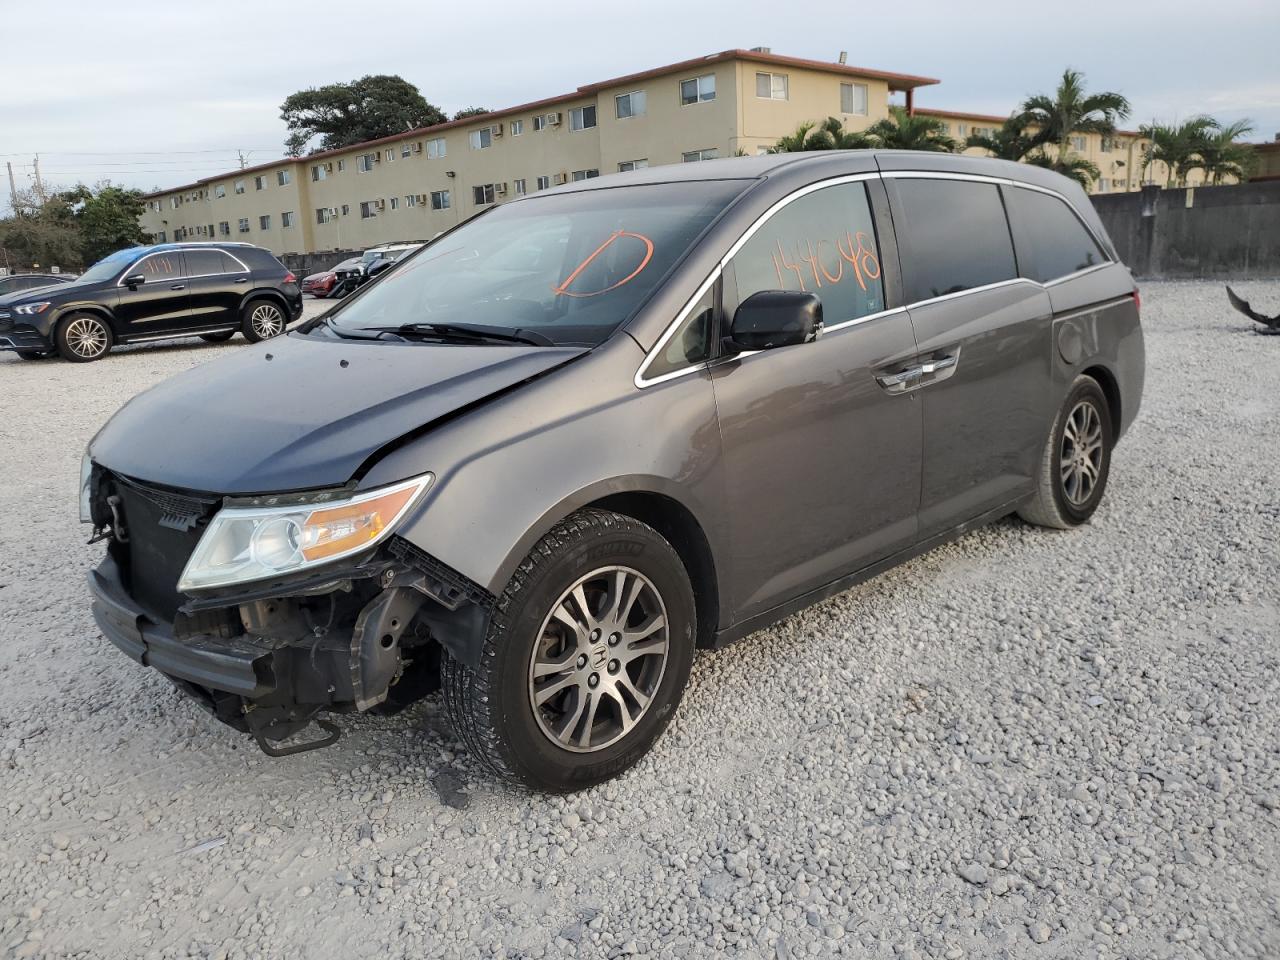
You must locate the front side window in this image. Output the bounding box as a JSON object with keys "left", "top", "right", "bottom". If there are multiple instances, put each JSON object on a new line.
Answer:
{"left": 755, "top": 72, "right": 788, "bottom": 100}
{"left": 1071, "top": 135, "right": 1088, "bottom": 152}
{"left": 133, "top": 252, "right": 183, "bottom": 280}
{"left": 401, "top": 143, "right": 412, "bottom": 158}
{"left": 533, "top": 115, "right": 546, "bottom": 132}
{"left": 337, "top": 159, "right": 347, "bottom": 172}
{"left": 730, "top": 181, "right": 885, "bottom": 327}
{"left": 893, "top": 178, "right": 1017, "bottom": 302}
{"left": 840, "top": 81, "right": 868, "bottom": 116}
{"left": 570, "top": 105, "right": 597, "bottom": 131}
{"left": 1004, "top": 186, "right": 1106, "bottom": 283}
{"left": 319, "top": 181, "right": 743, "bottom": 348}
{"left": 680, "top": 74, "right": 715, "bottom": 105}
{"left": 615, "top": 91, "right": 646, "bottom": 119}
{"left": 405, "top": 194, "right": 419, "bottom": 208}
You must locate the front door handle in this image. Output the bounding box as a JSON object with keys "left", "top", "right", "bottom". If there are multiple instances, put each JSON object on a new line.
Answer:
{"left": 920, "top": 354, "right": 957, "bottom": 375}
{"left": 876, "top": 365, "right": 923, "bottom": 388}
{"left": 169, "top": 283, "right": 186, "bottom": 290}
{"left": 234, "top": 277, "right": 248, "bottom": 283}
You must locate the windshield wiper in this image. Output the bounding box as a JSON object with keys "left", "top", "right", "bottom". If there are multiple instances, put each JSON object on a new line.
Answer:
{"left": 366, "top": 322, "right": 556, "bottom": 347}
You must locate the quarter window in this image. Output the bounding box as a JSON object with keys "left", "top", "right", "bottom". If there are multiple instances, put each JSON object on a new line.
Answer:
{"left": 840, "top": 81, "right": 868, "bottom": 116}
{"left": 680, "top": 74, "right": 715, "bottom": 105}
{"left": 730, "top": 181, "right": 885, "bottom": 327}
{"left": 755, "top": 72, "right": 789, "bottom": 100}
{"left": 645, "top": 285, "right": 716, "bottom": 380}
{"left": 893, "top": 178, "right": 1017, "bottom": 302}
{"left": 1004, "top": 186, "right": 1107, "bottom": 283}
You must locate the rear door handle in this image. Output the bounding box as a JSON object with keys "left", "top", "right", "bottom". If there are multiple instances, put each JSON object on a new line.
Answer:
{"left": 234, "top": 277, "right": 248, "bottom": 283}
{"left": 920, "top": 354, "right": 957, "bottom": 375}
{"left": 169, "top": 284, "right": 186, "bottom": 290}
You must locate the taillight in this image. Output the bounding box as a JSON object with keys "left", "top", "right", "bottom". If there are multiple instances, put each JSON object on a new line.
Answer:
{"left": 1132, "top": 289, "right": 1141, "bottom": 313}
{"left": 283, "top": 271, "right": 296, "bottom": 284}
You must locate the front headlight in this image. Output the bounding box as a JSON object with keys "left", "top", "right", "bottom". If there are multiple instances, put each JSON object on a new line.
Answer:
{"left": 14, "top": 302, "right": 51, "bottom": 316}
{"left": 79, "top": 452, "right": 94, "bottom": 523}
{"left": 177, "top": 473, "right": 432, "bottom": 592}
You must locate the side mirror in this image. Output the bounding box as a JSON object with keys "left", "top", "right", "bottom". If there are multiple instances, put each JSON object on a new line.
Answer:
{"left": 123, "top": 274, "right": 146, "bottom": 288}
{"left": 729, "top": 290, "right": 823, "bottom": 352}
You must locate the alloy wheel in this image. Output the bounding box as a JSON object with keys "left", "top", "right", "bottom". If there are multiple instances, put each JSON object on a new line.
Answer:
{"left": 1060, "top": 399, "right": 1104, "bottom": 506}
{"left": 528, "top": 566, "right": 670, "bottom": 753}
{"left": 250, "top": 304, "right": 284, "bottom": 338}
{"left": 66, "top": 317, "right": 109, "bottom": 359}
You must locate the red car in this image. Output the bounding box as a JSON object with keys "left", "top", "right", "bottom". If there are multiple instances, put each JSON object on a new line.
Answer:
{"left": 301, "top": 270, "right": 337, "bottom": 298}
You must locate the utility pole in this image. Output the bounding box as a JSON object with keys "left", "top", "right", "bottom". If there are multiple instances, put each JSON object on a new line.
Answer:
{"left": 238, "top": 150, "right": 248, "bottom": 169}
{"left": 32, "top": 154, "right": 47, "bottom": 203}
{"left": 6, "top": 161, "right": 17, "bottom": 215}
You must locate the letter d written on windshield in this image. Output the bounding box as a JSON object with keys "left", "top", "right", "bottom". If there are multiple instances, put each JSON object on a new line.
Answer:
{"left": 553, "top": 231, "right": 655, "bottom": 298}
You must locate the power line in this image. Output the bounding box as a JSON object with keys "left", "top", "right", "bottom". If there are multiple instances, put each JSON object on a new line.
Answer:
{"left": 0, "top": 148, "right": 280, "bottom": 157}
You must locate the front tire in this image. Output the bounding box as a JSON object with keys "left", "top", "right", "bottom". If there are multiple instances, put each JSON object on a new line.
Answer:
{"left": 442, "top": 509, "right": 696, "bottom": 792}
{"left": 14, "top": 350, "right": 53, "bottom": 361}
{"left": 55, "top": 313, "right": 114, "bottom": 363}
{"left": 1018, "top": 374, "right": 1114, "bottom": 529}
{"left": 240, "top": 299, "right": 286, "bottom": 343}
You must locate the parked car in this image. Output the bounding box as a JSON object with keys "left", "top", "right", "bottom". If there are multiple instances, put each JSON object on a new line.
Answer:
{"left": 83, "top": 153, "right": 1143, "bottom": 790}
{"left": 0, "top": 242, "right": 302, "bottom": 362}
{"left": 0, "top": 273, "right": 76, "bottom": 297}
{"left": 301, "top": 271, "right": 337, "bottom": 298}
{"left": 332, "top": 243, "right": 423, "bottom": 296}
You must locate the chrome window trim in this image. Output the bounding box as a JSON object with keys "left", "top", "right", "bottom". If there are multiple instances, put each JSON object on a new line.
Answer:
{"left": 116, "top": 249, "right": 250, "bottom": 286}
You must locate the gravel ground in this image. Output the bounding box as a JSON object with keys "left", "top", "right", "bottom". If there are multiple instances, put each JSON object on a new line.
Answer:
{"left": 1, "top": 282, "right": 1278, "bottom": 960}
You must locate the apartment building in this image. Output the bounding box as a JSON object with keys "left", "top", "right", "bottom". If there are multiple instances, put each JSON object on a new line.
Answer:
{"left": 139, "top": 49, "right": 939, "bottom": 256}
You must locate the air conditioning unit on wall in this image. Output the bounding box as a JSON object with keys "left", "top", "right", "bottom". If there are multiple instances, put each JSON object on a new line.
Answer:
{"left": 553, "top": 172, "right": 568, "bottom": 185}
{"left": 495, "top": 182, "right": 508, "bottom": 195}
{"left": 492, "top": 124, "right": 503, "bottom": 138}
{"left": 547, "top": 112, "right": 562, "bottom": 126}
{"left": 375, "top": 199, "right": 386, "bottom": 210}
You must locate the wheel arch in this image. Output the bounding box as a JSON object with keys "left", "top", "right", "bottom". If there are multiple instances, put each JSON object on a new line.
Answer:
{"left": 237, "top": 288, "right": 291, "bottom": 315}
{"left": 1080, "top": 362, "right": 1121, "bottom": 438}
{"left": 53, "top": 303, "right": 118, "bottom": 335}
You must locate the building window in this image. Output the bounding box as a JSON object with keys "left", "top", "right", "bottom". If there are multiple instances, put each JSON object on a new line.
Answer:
{"left": 357, "top": 153, "right": 377, "bottom": 172}
{"left": 618, "top": 159, "right": 649, "bottom": 172}
{"left": 569, "top": 105, "right": 597, "bottom": 131}
{"left": 341, "top": 204, "right": 350, "bottom": 216}
{"left": 259, "top": 214, "right": 271, "bottom": 230}
{"left": 359, "top": 201, "right": 377, "bottom": 219}
{"left": 536, "top": 175, "right": 551, "bottom": 190}
{"left": 234, "top": 179, "right": 245, "bottom": 195}
{"left": 840, "top": 81, "right": 868, "bottom": 116}
{"left": 385, "top": 148, "right": 396, "bottom": 163}
{"left": 755, "top": 72, "right": 789, "bottom": 100}
{"left": 473, "top": 184, "right": 496, "bottom": 206}
{"left": 170, "top": 197, "right": 179, "bottom": 209}
{"left": 389, "top": 196, "right": 399, "bottom": 210}
{"left": 469, "top": 127, "right": 493, "bottom": 150}
{"left": 205, "top": 224, "right": 213, "bottom": 236}
{"left": 282, "top": 211, "right": 295, "bottom": 227}
{"left": 255, "top": 175, "right": 267, "bottom": 190}
{"left": 277, "top": 170, "right": 291, "bottom": 185}
{"left": 1098, "top": 178, "right": 1109, "bottom": 191}
{"left": 238, "top": 218, "right": 250, "bottom": 233}
{"left": 401, "top": 142, "right": 412, "bottom": 158}
{"left": 533, "top": 115, "right": 547, "bottom": 132}
{"left": 1071, "top": 135, "right": 1088, "bottom": 152}
{"left": 214, "top": 184, "right": 226, "bottom": 199}
{"left": 570, "top": 168, "right": 599, "bottom": 181}
{"left": 405, "top": 194, "right": 418, "bottom": 208}
{"left": 682, "top": 148, "right": 718, "bottom": 163}
{"left": 511, "top": 119, "right": 524, "bottom": 136}
{"left": 426, "top": 137, "right": 446, "bottom": 159}
{"left": 680, "top": 74, "right": 716, "bottom": 105}
{"left": 615, "top": 90, "right": 646, "bottom": 119}
{"left": 316, "top": 208, "right": 331, "bottom": 224}
{"left": 217, "top": 221, "right": 229, "bottom": 236}
{"left": 513, "top": 178, "right": 527, "bottom": 196}
{"left": 337, "top": 158, "right": 346, "bottom": 172}
{"left": 430, "top": 190, "right": 450, "bottom": 210}
{"left": 1100, "top": 137, "right": 1116, "bottom": 153}
{"left": 155, "top": 231, "right": 166, "bottom": 242}
{"left": 312, "top": 164, "right": 327, "bottom": 181}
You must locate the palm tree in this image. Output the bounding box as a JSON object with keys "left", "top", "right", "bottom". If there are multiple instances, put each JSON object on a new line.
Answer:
{"left": 1139, "top": 116, "right": 1217, "bottom": 187}
{"left": 865, "top": 106, "right": 959, "bottom": 152}
{"left": 1026, "top": 152, "right": 1101, "bottom": 189}
{"left": 966, "top": 113, "right": 1049, "bottom": 162}
{"left": 1187, "top": 119, "right": 1257, "bottom": 185}
{"left": 1021, "top": 69, "right": 1130, "bottom": 164}
{"left": 767, "top": 117, "right": 873, "bottom": 153}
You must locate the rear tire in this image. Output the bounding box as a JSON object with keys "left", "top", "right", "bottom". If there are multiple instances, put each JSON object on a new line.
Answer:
{"left": 441, "top": 509, "right": 696, "bottom": 793}
{"left": 55, "top": 313, "right": 113, "bottom": 363}
{"left": 1018, "top": 374, "right": 1114, "bottom": 529}
{"left": 200, "top": 331, "right": 235, "bottom": 343}
{"left": 240, "top": 298, "right": 286, "bottom": 343}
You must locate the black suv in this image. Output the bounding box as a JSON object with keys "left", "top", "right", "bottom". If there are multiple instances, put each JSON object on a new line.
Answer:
{"left": 0, "top": 273, "right": 76, "bottom": 297}
{"left": 0, "top": 242, "right": 302, "bottom": 362}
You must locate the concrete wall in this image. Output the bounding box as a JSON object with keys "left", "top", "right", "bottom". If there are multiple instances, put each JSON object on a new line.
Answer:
{"left": 1092, "top": 182, "right": 1280, "bottom": 279}
{"left": 279, "top": 249, "right": 361, "bottom": 278}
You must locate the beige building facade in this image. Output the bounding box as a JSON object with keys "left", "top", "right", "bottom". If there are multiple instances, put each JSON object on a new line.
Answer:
{"left": 139, "top": 48, "right": 1197, "bottom": 258}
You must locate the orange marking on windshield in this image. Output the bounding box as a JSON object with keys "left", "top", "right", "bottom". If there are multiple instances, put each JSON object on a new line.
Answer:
{"left": 552, "top": 230, "right": 655, "bottom": 298}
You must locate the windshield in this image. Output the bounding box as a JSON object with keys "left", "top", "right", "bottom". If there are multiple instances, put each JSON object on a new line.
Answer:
{"left": 76, "top": 248, "right": 142, "bottom": 285}
{"left": 321, "top": 181, "right": 744, "bottom": 346}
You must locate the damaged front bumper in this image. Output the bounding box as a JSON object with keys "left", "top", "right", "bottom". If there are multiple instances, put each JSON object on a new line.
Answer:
{"left": 89, "top": 538, "right": 493, "bottom": 754}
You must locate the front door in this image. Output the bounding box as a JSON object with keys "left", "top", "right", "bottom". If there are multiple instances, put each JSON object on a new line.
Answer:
{"left": 113, "top": 251, "right": 193, "bottom": 333}
{"left": 885, "top": 175, "right": 1054, "bottom": 537}
{"left": 183, "top": 248, "right": 249, "bottom": 329}
{"left": 711, "top": 178, "right": 922, "bottom": 623}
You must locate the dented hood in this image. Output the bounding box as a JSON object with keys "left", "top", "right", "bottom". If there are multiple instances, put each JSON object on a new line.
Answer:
{"left": 89, "top": 333, "right": 585, "bottom": 494}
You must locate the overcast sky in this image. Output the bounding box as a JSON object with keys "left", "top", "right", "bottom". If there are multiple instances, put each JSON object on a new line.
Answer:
{"left": 5, "top": 0, "right": 1278, "bottom": 213}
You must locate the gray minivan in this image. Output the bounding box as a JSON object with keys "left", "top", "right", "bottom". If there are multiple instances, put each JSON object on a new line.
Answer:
{"left": 84, "top": 151, "right": 1144, "bottom": 791}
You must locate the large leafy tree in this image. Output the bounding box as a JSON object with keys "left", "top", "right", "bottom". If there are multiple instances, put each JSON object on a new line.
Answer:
{"left": 1139, "top": 116, "right": 1218, "bottom": 187}
{"left": 280, "top": 75, "right": 447, "bottom": 155}
{"left": 965, "top": 113, "right": 1048, "bottom": 161}
{"left": 767, "top": 117, "right": 873, "bottom": 153}
{"left": 0, "top": 188, "right": 81, "bottom": 269}
{"left": 865, "top": 107, "right": 959, "bottom": 152}
{"left": 1021, "top": 69, "right": 1130, "bottom": 164}
{"left": 1187, "top": 119, "right": 1256, "bottom": 185}
{"left": 452, "top": 106, "right": 491, "bottom": 121}
{"left": 57, "top": 184, "right": 148, "bottom": 264}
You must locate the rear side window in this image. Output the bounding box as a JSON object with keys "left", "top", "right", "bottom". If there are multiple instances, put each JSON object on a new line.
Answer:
{"left": 893, "top": 178, "right": 1016, "bottom": 302}
{"left": 730, "top": 181, "right": 885, "bottom": 327}
{"left": 1005, "top": 186, "right": 1107, "bottom": 283}
{"left": 184, "top": 250, "right": 225, "bottom": 276}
